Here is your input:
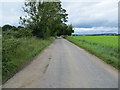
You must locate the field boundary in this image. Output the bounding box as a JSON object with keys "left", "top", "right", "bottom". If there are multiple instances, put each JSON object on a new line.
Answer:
{"left": 65, "top": 36, "right": 119, "bottom": 69}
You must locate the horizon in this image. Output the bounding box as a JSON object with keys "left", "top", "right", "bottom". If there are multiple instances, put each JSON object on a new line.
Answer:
{"left": 0, "top": 0, "right": 118, "bottom": 34}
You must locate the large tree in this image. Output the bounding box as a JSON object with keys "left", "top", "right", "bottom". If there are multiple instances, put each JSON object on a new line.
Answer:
{"left": 20, "top": 0, "right": 70, "bottom": 38}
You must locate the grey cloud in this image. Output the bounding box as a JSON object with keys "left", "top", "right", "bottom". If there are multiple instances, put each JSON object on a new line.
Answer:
{"left": 73, "top": 27, "right": 118, "bottom": 35}
{"left": 62, "top": 1, "right": 118, "bottom": 28}
{"left": 0, "top": 0, "right": 118, "bottom": 35}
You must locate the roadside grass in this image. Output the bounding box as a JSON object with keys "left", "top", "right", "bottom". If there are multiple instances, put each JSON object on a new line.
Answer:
{"left": 2, "top": 36, "right": 55, "bottom": 81}
{"left": 0, "top": 36, "right": 1, "bottom": 84}
{"left": 66, "top": 36, "right": 119, "bottom": 69}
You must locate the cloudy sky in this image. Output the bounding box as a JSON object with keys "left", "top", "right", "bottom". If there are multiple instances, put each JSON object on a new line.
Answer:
{"left": 0, "top": 0, "right": 119, "bottom": 34}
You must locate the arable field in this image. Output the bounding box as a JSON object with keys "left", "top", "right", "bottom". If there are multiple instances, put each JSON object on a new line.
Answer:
{"left": 66, "top": 36, "right": 119, "bottom": 69}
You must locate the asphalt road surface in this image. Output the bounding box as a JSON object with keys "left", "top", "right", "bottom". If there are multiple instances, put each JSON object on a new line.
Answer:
{"left": 3, "top": 38, "right": 118, "bottom": 88}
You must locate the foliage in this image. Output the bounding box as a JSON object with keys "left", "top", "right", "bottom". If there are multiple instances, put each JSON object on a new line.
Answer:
{"left": 66, "top": 24, "right": 74, "bottom": 35}
{"left": 17, "top": 26, "right": 24, "bottom": 29}
{"left": 3, "top": 27, "right": 32, "bottom": 38}
{"left": 2, "top": 25, "right": 13, "bottom": 31}
{"left": 2, "top": 0, "right": 74, "bottom": 81}
{"left": 66, "top": 36, "right": 119, "bottom": 69}
{"left": 17, "top": 28, "right": 32, "bottom": 38}
{"left": 20, "top": 1, "right": 74, "bottom": 38}
{"left": 2, "top": 24, "right": 54, "bottom": 80}
{"left": 2, "top": 36, "right": 55, "bottom": 80}
{"left": 2, "top": 37, "right": 20, "bottom": 78}
{"left": 2, "top": 24, "right": 18, "bottom": 31}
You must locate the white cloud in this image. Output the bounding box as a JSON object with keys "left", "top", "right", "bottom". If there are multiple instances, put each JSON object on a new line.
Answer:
{"left": 1, "top": 2, "right": 24, "bottom": 26}
{"left": 61, "top": 0, "right": 119, "bottom": 3}
{"left": 61, "top": 0, "right": 118, "bottom": 28}
{"left": 1, "top": 0, "right": 118, "bottom": 2}
{"left": 0, "top": 0, "right": 118, "bottom": 34}
{"left": 0, "top": 0, "right": 25, "bottom": 2}
{"left": 74, "top": 27, "right": 118, "bottom": 34}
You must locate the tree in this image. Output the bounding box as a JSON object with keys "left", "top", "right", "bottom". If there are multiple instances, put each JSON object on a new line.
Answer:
{"left": 66, "top": 24, "right": 74, "bottom": 35}
{"left": 2, "top": 25, "right": 13, "bottom": 31}
{"left": 18, "top": 26, "right": 24, "bottom": 29}
{"left": 12, "top": 26, "right": 18, "bottom": 31}
{"left": 20, "top": 0, "right": 69, "bottom": 38}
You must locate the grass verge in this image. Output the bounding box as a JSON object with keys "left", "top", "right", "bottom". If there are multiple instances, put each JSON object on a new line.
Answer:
{"left": 65, "top": 36, "right": 119, "bottom": 69}
{"left": 2, "top": 36, "right": 55, "bottom": 82}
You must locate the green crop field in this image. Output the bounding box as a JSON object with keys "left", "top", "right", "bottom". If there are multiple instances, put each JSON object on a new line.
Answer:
{"left": 72, "top": 36, "right": 118, "bottom": 49}
{"left": 66, "top": 36, "right": 119, "bottom": 69}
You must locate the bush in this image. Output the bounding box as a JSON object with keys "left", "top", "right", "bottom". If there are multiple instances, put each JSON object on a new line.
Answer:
{"left": 2, "top": 37, "right": 55, "bottom": 80}
{"left": 17, "top": 28, "right": 32, "bottom": 38}
{"left": 3, "top": 28, "right": 32, "bottom": 38}
{"left": 62, "top": 35, "right": 67, "bottom": 38}
{"left": 2, "top": 25, "right": 13, "bottom": 31}
{"left": 2, "top": 37, "right": 20, "bottom": 77}
{"left": 3, "top": 29, "right": 18, "bottom": 38}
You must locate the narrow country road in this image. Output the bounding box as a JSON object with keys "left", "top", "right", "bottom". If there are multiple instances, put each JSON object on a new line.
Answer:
{"left": 3, "top": 38, "right": 118, "bottom": 88}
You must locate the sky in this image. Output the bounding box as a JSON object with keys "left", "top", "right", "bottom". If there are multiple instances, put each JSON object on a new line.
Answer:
{"left": 0, "top": 0, "right": 119, "bottom": 34}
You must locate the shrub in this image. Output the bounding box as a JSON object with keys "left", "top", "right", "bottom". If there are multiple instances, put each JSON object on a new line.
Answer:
{"left": 2, "top": 37, "right": 20, "bottom": 77}
{"left": 3, "top": 29, "right": 18, "bottom": 38}
{"left": 3, "top": 28, "right": 32, "bottom": 38}
{"left": 17, "top": 28, "right": 32, "bottom": 38}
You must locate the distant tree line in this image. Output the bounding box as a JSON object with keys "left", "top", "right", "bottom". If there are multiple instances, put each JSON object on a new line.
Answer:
{"left": 2, "top": 24, "right": 33, "bottom": 38}
{"left": 20, "top": 0, "right": 74, "bottom": 38}
{"left": 2, "top": 25, "right": 24, "bottom": 31}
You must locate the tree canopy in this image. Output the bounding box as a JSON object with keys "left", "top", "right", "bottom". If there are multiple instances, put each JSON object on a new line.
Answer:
{"left": 20, "top": 0, "right": 74, "bottom": 38}
{"left": 2, "top": 25, "right": 13, "bottom": 31}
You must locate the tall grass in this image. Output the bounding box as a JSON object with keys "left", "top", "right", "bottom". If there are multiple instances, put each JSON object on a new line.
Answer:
{"left": 66, "top": 36, "right": 119, "bottom": 69}
{"left": 2, "top": 36, "right": 55, "bottom": 81}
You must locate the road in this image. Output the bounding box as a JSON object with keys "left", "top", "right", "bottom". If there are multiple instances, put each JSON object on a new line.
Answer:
{"left": 3, "top": 38, "right": 118, "bottom": 88}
